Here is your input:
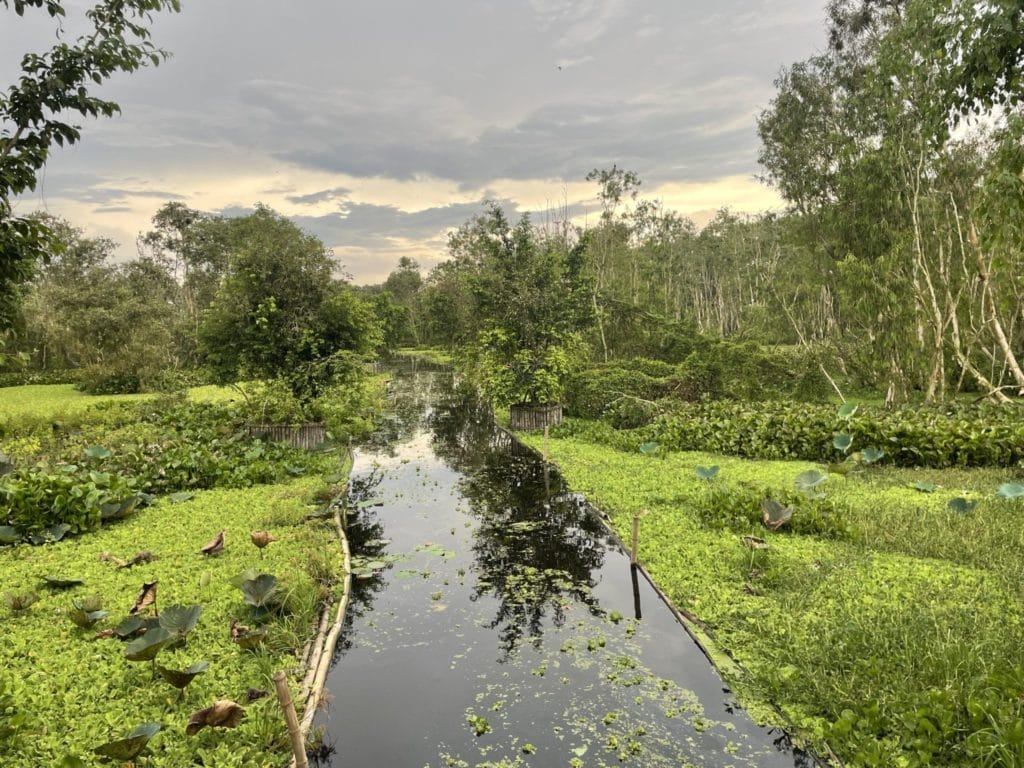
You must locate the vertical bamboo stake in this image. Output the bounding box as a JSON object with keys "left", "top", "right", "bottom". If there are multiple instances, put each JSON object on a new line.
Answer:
{"left": 543, "top": 425, "right": 549, "bottom": 462}
{"left": 630, "top": 511, "right": 641, "bottom": 565}
{"left": 273, "top": 671, "right": 308, "bottom": 768}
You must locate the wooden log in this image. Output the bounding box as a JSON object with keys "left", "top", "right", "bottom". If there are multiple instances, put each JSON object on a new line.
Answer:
{"left": 274, "top": 671, "right": 309, "bottom": 768}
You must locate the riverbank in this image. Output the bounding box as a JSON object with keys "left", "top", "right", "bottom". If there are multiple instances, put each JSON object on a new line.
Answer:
{"left": 518, "top": 431, "right": 1024, "bottom": 767}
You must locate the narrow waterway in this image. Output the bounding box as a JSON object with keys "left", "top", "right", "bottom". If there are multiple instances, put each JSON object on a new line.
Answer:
{"left": 313, "top": 362, "right": 817, "bottom": 768}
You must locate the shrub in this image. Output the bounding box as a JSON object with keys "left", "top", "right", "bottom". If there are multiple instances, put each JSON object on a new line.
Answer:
{"left": 77, "top": 366, "right": 142, "bottom": 395}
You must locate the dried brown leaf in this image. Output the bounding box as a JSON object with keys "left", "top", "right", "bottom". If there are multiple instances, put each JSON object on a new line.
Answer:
{"left": 129, "top": 580, "right": 158, "bottom": 615}
{"left": 185, "top": 699, "right": 245, "bottom": 736}
{"left": 250, "top": 530, "right": 275, "bottom": 550}
{"left": 200, "top": 530, "right": 225, "bottom": 556}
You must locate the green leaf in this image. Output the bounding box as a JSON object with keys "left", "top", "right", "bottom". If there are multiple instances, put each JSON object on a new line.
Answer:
{"left": 124, "top": 626, "right": 172, "bottom": 662}
{"left": 157, "top": 661, "right": 209, "bottom": 690}
{"left": 914, "top": 481, "right": 937, "bottom": 493}
{"left": 833, "top": 433, "right": 853, "bottom": 453}
{"left": 169, "top": 491, "right": 194, "bottom": 503}
{"left": 795, "top": 469, "right": 827, "bottom": 491}
{"left": 836, "top": 403, "right": 858, "bottom": 420}
{"left": 229, "top": 569, "right": 262, "bottom": 588}
{"left": 638, "top": 441, "right": 660, "bottom": 455}
{"left": 83, "top": 446, "right": 112, "bottom": 460}
{"left": 948, "top": 497, "right": 979, "bottom": 515}
{"left": 240, "top": 574, "right": 279, "bottom": 608}
{"left": 861, "top": 447, "right": 885, "bottom": 464}
{"left": 159, "top": 604, "right": 202, "bottom": 637}
{"left": 0, "top": 525, "right": 20, "bottom": 544}
{"left": 92, "top": 722, "right": 160, "bottom": 761}
{"left": 996, "top": 482, "right": 1024, "bottom": 500}
{"left": 695, "top": 465, "right": 720, "bottom": 481}
{"left": 114, "top": 615, "right": 147, "bottom": 639}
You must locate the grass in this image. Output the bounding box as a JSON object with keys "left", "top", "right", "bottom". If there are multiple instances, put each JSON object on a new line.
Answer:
{"left": 0, "top": 472, "right": 347, "bottom": 767}
{"left": 519, "top": 432, "right": 1024, "bottom": 767}
{"left": 393, "top": 347, "right": 453, "bottom": 366}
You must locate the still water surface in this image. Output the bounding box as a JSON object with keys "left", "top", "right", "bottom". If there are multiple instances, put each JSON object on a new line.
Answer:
{"left": 313, "top": 363, "right": 817, "bottom": 767}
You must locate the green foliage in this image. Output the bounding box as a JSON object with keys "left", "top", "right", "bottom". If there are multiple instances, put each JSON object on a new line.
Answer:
{"left": 523, "top": 432, "right": 1024, "bottom": 767}
{"left": 0, "top": 472, "right": 345, "bottom": 766}
{"left": 76, "top": 368, "right": 141, "bottom": 395}
{"left": 612, "top": 400, "right": 1024, "bottom": 469}
{"left": 198, "top": 205, "right": 380, "bottom": 403}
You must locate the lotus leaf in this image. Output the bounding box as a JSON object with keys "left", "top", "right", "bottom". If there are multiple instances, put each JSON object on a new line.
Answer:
{"left": 996, "top": 482, "right": 1024, "bottom": 500}
{"left": 240, "top": 574, "right": 279, "bottom": 608}
{"left": 159, "top": 604, "right": 203, "bottom": 638}
{"left": 638, "top": 441, "right": 659, "bottom": 455}
{"left": 157, "top": 660, "right": 209, "bottom": 694}
{"left": 761, "top": 499, "right": 793, "bottom": 531}
{"left": 83, "top": 446, "right": 112, "bottom": 460}
{"left": 695, "top": 465, "right": 720, "bottom": 480}
{"left": 186, "top": 699, "right": 245, "bottom": 735}
{"left": 948, "top": 497, "right": 979, "bottom": 515}
{"left": 861, "top": 447, "right": 885, "bottom": 464}
{"left": 833, "top": 433, "right": 853, "bottom": 453}
{"left": 92, "top": 722, "right": 160, "bottom": 761}
{"left": 169, "top": 491, "right": 195, "bottom": 503}
{"left": 913, "top": 481, "right": 937, "bottom": 493}
{"left": 795, "top": 469, "right": 827, "bottom": 491}
{"left": 837, "top": 403, "right": 858, "bottom": 420}
{"left": 125, "top": 626, "right": 172, "bottom": 662}
{"left": 0, "top": 526, "right": 20, "bottom": 544}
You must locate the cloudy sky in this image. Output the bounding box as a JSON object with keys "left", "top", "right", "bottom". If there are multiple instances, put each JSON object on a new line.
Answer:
{"left": 3, "top": 0, "right": 827, "bottom": 283}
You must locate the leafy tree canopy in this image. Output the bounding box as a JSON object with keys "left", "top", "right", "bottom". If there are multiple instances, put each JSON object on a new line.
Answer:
{"left": 0, "top": 0, "right": 181, "bottom": 330}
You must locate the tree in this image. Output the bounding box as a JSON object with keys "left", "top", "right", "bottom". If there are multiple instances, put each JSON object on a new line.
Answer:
{"left": 0, "top": 0, "right": 181, "bottom": 330}
{"left": 453, "top": 203, "right": 592, "bottom": 407}
{"left": 198, "top": 205, "right": 380, "bottom": 404}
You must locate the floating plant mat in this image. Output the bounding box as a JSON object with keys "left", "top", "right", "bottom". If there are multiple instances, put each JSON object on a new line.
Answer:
{"left": 313, "top": 365, "right": 813, "bottom": 768}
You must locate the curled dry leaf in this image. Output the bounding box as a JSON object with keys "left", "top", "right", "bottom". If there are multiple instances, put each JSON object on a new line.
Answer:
{"left": 741, "top": 535, "right": 769, "bottom": 550}
{"left": 93, "top": 628, "right": 118, "bottom": 640}
{"left": 200, "top": 530, "right": 225, "bottom": 556}
{"left": 119, "top": 551, "right": 157, "bottom": 569}
{"left": 246, "top": 687, "right": 269, "bottom": 702}
{"left": 99, "top": 551, "right": 128, "bottom": 567}
{"left": 250, "top": 530, "right": 275, "bottom": 550}
{"left": 129, "top": 580, "right": 158, "bottom": 615}
{"left": 185, "top": 699, "right": 245, "bottom": 736}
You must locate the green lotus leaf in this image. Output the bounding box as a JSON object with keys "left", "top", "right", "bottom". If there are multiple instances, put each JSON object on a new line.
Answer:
{"left": 861, "top": 447, "right": 885, "bottom": 464}
{"left": 92, "top": 722, "right": 160, "bottom": 761}
{"left": 70, "top": 608, "right": 109, "bottom": 629}
{"left": 113, "top": 615, "right": 147, "bottom": 639}
{"left": 638, "top": 441, "right": 659, "bottom": 455}
{"left": 795, "top": 469, "right": 827, "bottom": 491}
{"left": 228, "top": 569, "right": 262, "bottom": 588}
{"left": 157, "top": 660, "right": 210, "bottom": 690}
{"left": 169, "top": 491, "right": 195, "bottom": 503}
{"left": 240, "top": 574, "right": 279, "bottom": 608}
{"left": 695, "top": 465, "right": 720, "bottom": 481}
{"left": 160, "top": 604, "right": 203, "bottom": 637}
{"left": 0, "top": 526, "right": 20, "bottom": 545}
{"left": 914, "top": 481, "right": 937, "bottom": 493}
{"left": 833, "top": 433, "right": 853, "bottom": 453}
{"left": 996, "top": 482, "right": 1024, "bottom": 500}
{"left": 83, "top": 446, "right": 112, "bottom": 460}
{"left": 836, "top": 403, "right": 858, "bottom": 420}
{"left": 948, "top": 497, "right": 979, "bottom": 515}
{"left": 125, "top": 626, "right": 172, "bottom": 662}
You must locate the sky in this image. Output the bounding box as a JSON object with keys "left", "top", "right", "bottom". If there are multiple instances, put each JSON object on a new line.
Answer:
{"left": 2, "top": 0, "right": 828, "bottom": 283}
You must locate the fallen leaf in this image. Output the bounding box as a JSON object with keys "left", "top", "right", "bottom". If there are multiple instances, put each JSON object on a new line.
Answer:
{"left": 200, "top": 530, "right": 225, "bottom": 556}
{"left": 129, "top": 580, "right": 158, "bottom": 615}
{"left": 185, "top": 700, "right": 245, "bottom": 736}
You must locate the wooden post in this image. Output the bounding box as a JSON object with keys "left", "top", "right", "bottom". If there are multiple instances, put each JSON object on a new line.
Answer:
{"left": 273, "top": 670, "right": 308, "bottom": 768}
{"left": 630, "top": 512, "right": 641, "bottom": 565}
{"left": 543, "top": 425, "right": 549, "bottom": 462}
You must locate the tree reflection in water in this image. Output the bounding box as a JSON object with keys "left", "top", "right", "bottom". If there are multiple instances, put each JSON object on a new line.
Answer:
{"left": 429, "top": 377, "right": 607, "bottom": 658}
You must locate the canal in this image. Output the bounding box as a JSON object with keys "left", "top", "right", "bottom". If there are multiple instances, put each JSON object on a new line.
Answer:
{"left": 312, "top": 362, "right": 817, "bottom": 768}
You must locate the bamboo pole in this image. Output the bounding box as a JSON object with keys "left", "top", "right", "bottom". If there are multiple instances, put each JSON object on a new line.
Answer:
{"left": 543, "top": 425, "right": 549, "bottom": 462}
{"left": 274, "top": 671, "right": 308, "bottom": 768}
{"left": 630, "top": 512, "right": 641, "bottom": 565}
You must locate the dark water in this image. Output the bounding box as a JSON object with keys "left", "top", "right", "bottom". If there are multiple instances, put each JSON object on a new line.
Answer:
{"left": 313, "top": 362, "right": 818, "bottom": 768}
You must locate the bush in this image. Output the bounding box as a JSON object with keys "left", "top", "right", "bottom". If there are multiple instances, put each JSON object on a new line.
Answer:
{"left": 627, "top": 400, "right": 1024, "bottom": 468}
{"left": 76, "top": 366, "right": 141, "bottom": 395}
{"left": 0, "top": 369, "right": 78, "bottom": 387}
